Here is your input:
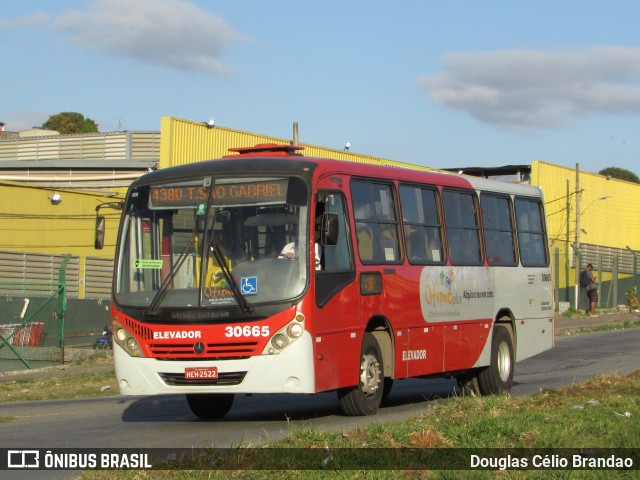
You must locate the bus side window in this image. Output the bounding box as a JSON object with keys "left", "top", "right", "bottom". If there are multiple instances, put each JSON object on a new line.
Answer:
{"left": 315, "top": 192, "right": 355, "bottom": 308}
{"left": 481, "top": 193, "right": 517, "bottom": 266}
{"left": 352, "top": 180, "right": 401, "bottom": 263}
{"left": 318, "top": 193, "right": 353, "bottom": 272}
{"left": 442, "top": 190, "right": 483, "bottom": 266}
{"left": 515, "top": 198, "right": 548, "bottom": 267}
{"left": 399, "top": 184, "right": 444, "bottom": 264}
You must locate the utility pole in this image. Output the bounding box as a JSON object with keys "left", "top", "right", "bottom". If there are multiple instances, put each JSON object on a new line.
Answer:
{"left": 574, "top": 163, "right": 581, "bottom": 310}
{"left": 566, "top": 179, "right": 570, "bottom": 302}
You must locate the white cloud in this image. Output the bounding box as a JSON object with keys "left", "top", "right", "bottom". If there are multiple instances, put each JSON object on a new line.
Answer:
{"left": 0, "top": 11, "right": 50, "bottom": 29}
{"left": 418, "top": 47, "right": 640, "bottom": 130}
{"left": 53, "top": 0, "right": 244, "bottom": 75}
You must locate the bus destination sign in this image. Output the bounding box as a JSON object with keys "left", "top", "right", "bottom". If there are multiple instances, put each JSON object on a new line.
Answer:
{"left": 149, "top": 179, "right": 288, "bottom": 208}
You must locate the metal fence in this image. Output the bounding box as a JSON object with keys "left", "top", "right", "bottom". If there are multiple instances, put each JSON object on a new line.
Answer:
{"left": 0, "top": 255, "right": 70, "bottom": 371}
{"left": 552, "top": 247, "right": 639, "bottom": 313}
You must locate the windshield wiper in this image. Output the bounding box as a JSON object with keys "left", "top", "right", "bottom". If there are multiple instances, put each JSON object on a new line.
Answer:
{"left": 144, "top": 241, "right": 194, "bottom": 316}
{"left": 209, "top": 242, "right": 253, "bottom": 313}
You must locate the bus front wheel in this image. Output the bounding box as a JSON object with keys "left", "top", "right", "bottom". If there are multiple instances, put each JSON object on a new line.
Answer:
{"left": 478, "top": 325, "right": 514, "bottom": 395}
{"left": 337, "top": 333, "right": 384, "bottom": 416}
{"left": 186, "top": 393, "right": 235, "bottom": 420}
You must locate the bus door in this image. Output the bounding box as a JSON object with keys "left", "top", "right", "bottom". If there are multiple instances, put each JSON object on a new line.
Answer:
{"left": 312, "top": 176, "right": 359, "bottom": 392}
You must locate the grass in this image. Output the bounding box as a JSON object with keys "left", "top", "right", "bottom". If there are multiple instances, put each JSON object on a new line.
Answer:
{"left": 560, "top": 307, "right": 586, "bottom": 318}
{"left": 560, "top": 307, "right": 627, "bottom": 318}
{"left": 2, "top": 321, "right": 639, "bottom": 477}
{"left": 0, "top": 352, "right": 118, "bottom": 403}
{"left": 78, "top": 370, "right": 640, "bottom": 479}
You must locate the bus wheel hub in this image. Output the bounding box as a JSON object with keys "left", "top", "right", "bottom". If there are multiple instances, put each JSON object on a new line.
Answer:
{"left": 360, "top": 353, "right": 380, "bottom": 396}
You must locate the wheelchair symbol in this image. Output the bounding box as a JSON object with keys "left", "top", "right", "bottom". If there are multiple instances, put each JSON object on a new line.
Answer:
{"left": 241, "top": 277, "right": 258, "bottom": 295}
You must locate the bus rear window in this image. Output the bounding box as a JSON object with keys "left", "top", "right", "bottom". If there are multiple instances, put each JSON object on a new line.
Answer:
{"left": 515, "top": 198, "right": 548, "bottom": 267}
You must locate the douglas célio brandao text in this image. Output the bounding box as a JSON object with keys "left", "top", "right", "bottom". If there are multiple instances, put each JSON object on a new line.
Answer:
{"left": 470, "top": 453, "right": 634, "bottom": 470}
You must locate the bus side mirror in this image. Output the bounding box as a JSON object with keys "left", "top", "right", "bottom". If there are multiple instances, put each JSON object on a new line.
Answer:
{"left": 320, "top": 212, "right": 339, "bottom": 246}
{"left": 95, "top": 215, "right": 105, "bottom": 249}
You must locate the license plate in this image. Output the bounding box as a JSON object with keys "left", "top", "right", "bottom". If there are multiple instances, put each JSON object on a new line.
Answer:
{"left": 184, "top": 367, "right": 218, "bottom": 380}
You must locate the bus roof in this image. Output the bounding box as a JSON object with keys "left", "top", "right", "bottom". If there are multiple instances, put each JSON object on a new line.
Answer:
{"left": 134, "top": 143, "right": 543, "bottom": 199}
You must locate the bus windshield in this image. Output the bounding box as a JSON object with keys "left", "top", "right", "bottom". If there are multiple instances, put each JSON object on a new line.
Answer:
{"left": 114, "top": 175, "right": 309, "bottom": 314}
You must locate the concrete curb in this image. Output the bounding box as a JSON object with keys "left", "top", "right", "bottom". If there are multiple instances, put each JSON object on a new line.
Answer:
{"left": 554, "top": 310, "right": 640, "bottom": 332}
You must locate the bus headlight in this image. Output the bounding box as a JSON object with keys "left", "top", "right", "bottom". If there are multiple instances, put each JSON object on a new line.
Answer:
{"left": 126, "top": 337, "right": 140, "bottom": 353}
{"left": 287, "top": 323, "right": 304, "bottom": 338}
{"left": 262, "top": 312, "right": 305, "bottom": 354}
{"left": 115, "top": 327, "right": 127, "bottom": 343}
{"left": 112, "top": 319, "right": 145, "bottom": 358}
{"left": 271, "top": 334, "right": 289, "bottom": 350}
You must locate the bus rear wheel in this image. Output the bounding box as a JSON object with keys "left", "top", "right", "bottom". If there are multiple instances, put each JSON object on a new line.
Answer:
{"left": 186, "top": 393, "right": 235, "bottom": 420}
{"left": 337, "top": 333, "right": 384, "bottom": 416}
{"left": 478, "top": 325, "right": 514, "bottom": 395}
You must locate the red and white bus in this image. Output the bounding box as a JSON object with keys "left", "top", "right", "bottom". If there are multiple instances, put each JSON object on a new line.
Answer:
{"left": 109, "top": 143, "right": 553, "bottom": 418}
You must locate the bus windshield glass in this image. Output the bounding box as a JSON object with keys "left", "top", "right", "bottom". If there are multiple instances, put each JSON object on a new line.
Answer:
{"left": 114, "top": 175, "right": 309, "bottom": 313}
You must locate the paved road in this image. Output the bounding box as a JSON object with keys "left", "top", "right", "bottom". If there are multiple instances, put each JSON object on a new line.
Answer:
{"left": 1, "top": 328, "right": 639, "bottom": 450}
{"left": 1, "top": 326, "right": 639, "bottom": 479}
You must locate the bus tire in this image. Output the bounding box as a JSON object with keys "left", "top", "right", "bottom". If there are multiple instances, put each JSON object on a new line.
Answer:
{"left": 478, "top": 325, "right": 514, "bottom": 395}
{"left": 186, "top": 393, "right": 235, "bottom": 420}
{"left": 337, "top": 333, "right": 384, "bottom": 416}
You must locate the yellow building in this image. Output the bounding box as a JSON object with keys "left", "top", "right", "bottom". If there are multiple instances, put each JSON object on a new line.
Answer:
{"left": 0, "top": 116, "right": 637, "bottom": 326}
{"left": 532, "top": 160, "right": 640, "bottom": 309}
{"left": 0, "top": 117, "right": 423, "bottom": 305}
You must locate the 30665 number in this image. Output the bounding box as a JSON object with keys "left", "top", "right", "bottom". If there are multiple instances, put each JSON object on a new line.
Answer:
{"left": 225, "top": 325, "right": 270, "bottom": 338}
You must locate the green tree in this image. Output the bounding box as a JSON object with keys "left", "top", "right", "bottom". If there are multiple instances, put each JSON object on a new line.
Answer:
{"left": 42, "top": 112, "right": 99, "bottom": 134}
{"left": 599, "top": 167, "right": 640, "bottom": 183}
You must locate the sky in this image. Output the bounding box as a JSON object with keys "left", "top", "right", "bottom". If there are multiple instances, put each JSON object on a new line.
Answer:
{"left": 2, "top": 0, "right": 640, "bottom": 175}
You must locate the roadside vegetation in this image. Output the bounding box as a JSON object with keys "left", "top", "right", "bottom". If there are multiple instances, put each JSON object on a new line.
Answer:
{"left": 79, "top": 370, "right": 640, "bottom": 479}
{"left": 0, "top": 353, "right": 117, "bottom": 404}
{"left": 2, "top": 322, "right": 639, "bottom": 477}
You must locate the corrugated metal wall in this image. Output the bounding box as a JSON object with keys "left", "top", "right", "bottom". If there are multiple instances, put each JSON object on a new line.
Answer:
{"left": 0, "top": 251, "right": 114, "bottom": 300}
{"left": 84, "top": 257, "right": 114, "bottom": 299}
{"left": 159, "top": 116, "right": 432, "bottom": 171}
{"left": 0, "top": 131, "right": 160, "bottom": 163}
{"left": 532, "top": 160, "right": 640, "bottom": 252}
{"left": 0, "top": 251, "right": 80, "bottom": 298}
{"left": 531, "top": 160, "right": 640, "bottom": 290}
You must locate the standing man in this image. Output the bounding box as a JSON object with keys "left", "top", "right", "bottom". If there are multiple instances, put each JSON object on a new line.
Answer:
{"left": 580, "top": 263, "right": 598, "bottom": 317}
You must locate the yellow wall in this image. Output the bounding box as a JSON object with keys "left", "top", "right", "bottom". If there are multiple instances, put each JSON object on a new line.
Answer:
{"left": 0, "top": 184, "right": 123, "bottom": 259}
{"left": 2, "top": 117, "right": 428, "bottom": 265}
{"left": 159, "top": 116, "right": 432, "bottom": 171}
{"left": 5, "top": 119, "right": 638, "bottom": 298}
{"left": 531, "top": 160, "right": 640, "bottom": 289}
{"left": 532, "top": 160, "right": 640, "bottom": 251}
